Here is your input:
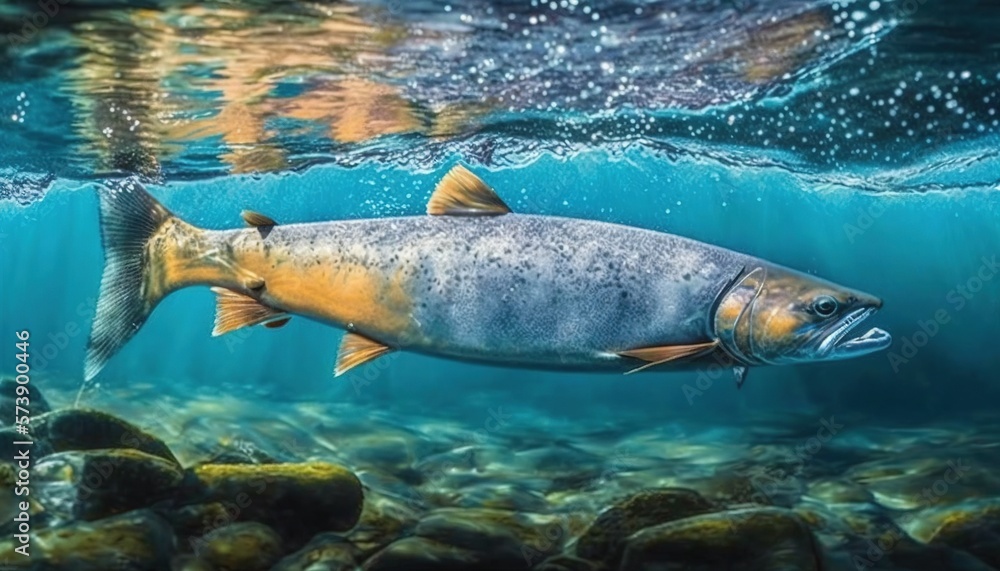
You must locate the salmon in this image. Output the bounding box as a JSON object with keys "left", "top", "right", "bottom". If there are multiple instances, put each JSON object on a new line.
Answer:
{"left": 85, "top": 165, "right": 891, "bottom": 384}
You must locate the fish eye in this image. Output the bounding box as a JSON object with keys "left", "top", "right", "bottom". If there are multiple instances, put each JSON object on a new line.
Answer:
{"left": 812, "top": 295, "right": 839, "bottom": 317}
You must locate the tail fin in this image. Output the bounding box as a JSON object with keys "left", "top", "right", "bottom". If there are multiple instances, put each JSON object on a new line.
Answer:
{"left": 84, "top": 180, "right": 174, "bottom": 381}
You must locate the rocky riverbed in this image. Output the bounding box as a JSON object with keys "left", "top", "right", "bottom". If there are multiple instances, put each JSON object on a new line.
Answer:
{"left": 1, "top": 377, "right": 999, "bottom": 570}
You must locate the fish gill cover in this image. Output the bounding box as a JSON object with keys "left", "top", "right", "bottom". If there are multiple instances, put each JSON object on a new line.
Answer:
{"left": 0, "top": 0, "right": 999, "bottom": 570}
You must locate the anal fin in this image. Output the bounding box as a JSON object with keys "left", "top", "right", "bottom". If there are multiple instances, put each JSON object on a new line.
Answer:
{"left": 619, "top": 340, "right": 719, "bottom": 375}
{"left": 265, "top": 317, "right": 291, "bottom": 329}
{"left": 335, "top": 332, "right": 394, "bottom": 377}
{"left": 211, "top": 287, "right": 288, "bottom": 336}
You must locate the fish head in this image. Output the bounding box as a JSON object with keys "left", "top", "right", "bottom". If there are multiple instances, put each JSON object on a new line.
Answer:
{"left": 713, "top": 265, "right": 891, "bottom": 366}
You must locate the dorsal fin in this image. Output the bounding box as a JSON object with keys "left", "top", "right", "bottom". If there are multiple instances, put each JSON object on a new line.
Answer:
{"left": 335, "top": 332, "right": 394, "bottom": 377}
{"left": 211, "top": 287, "right": 288, "bottom": 336}
{"left": 427, "top": 165, "right": 512, "bottom": 216}
{"left": 241, "top": 210, "right": 278, "bottom": 227}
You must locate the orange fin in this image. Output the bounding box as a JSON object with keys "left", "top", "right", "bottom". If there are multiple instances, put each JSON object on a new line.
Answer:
{"left": 335, "top": 332, "right": 394, "bottom": 377}
{"left": 241, "top": 210, "right": 278, "bottom": 227}
{"left": 619, "top": 340, "right": 719, "bottom": 375}
{"left": 241, "top": 274, "right": 265, "bottom": 290}
{"left": 241, "top": 210, "right": 277, "bottom": 239}
{"left": 427, "top": 165, "right": 511, "bottom": 216}
{"left": 211, "top": 287, "right": 287, "bottom": 336}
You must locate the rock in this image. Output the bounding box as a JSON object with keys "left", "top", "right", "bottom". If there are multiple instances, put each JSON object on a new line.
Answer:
{"left": 535, "top": 554, "right": 608, "bottom": 571}
{"left": 348, "top": 489, "right": 421, "bottom": 558}
{"left": 806, "top": 478, "right": 875, "bottom": 504}
{"left": 845, "top": 458, "right": 988, "bottom": 511}
{"left": 411, "top": 508, "right": 572, "bottom": 570}
{"left": 0, "top": 510, "right": 174, "bottom": 570}
{"left": 929, "top": 503, "right": 1000, "bottom": 567}
{"left": 619, "top": 507, "right": 822, "bottom": 571}
{"left": 362, "top": 536, "right": 499, "bottom": 571}
{"left": 194, "top": 522, "right": 284, "bottom": 571}
{"left": 512, "top": 445, "right": 607, "bottom": 490}
{"left": 832, "top": 533, "right": 997, "bottom": 571}
{"left": 0, "top": 462, "right": 52, "bottom": 540}
{"left": 575, "top": 488, "right": 717, "bottom": 566}
{"left": 170, "top": 555, "right": 216, "bottom": 571}
{"left": 0, "top": 377, "right": 51, "bottom": 425}
{"left": 183, "top": 462, "right": 364, "bottom": 544}
{"left": 33, "top": 408, "right": 178, "bottom": 464}
{"left": 165, "top": 502, "right": 240, "bottom": 543}
{"left": 0, "top": 426, "right": 54, "bottom": 460}
{"left": 349, "top": 433, "right": 419, "bottom": 472}
{"left": 789, "top": 502, "right": 872, "bottom": 552}
{"left": 886, "top": 541, "right": 997, "bottom": 571}
{"left": 700, "top": 463, "right": 803, "bottom": 507}
{"left": 272, "top": 532, "right": 360, "bottom": 571}
{"left": 205, "top": 449, "right": 279, "bottom": 465}
{"left": 34, "top": 449, "right": 183, "bottom": 521}
{"left": 452, "top": 481, "right": 550, "bottom": 512}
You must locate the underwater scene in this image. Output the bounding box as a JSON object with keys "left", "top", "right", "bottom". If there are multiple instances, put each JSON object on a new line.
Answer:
{"left": 2, "top": 0, "right": 1000, "bottom": 569}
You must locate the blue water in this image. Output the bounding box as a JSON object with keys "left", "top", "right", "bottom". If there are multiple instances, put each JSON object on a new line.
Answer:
{"left": 2, "top": 1, "right": 1000, "bottom": 569}
{"left": 4, "top": 149, "right": 1000, "bottom": 421}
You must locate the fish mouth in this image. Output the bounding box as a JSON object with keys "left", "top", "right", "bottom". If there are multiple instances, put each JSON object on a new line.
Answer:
{"left": 816, "top": 307, "right": 892, "bottom": 360}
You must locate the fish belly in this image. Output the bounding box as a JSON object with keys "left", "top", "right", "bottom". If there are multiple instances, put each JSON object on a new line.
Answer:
{"left": 246, "top": 215, "right": 748, "bottom": 370}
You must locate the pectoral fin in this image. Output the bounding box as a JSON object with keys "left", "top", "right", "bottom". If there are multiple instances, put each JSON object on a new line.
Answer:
{"left": 211, "top": 287, "right": 288, "bottom": 336}
{"left": 427, "top": 165, "right": 512, "bottom": 216}
{"left": 335, "top": 332, "right": 394, "bottom": 377}
{"left": 619, "top": 340, "right": 719, "bottom": 375}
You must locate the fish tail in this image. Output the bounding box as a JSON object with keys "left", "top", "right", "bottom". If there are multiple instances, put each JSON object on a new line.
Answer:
{"left": 85, "top": 179, "right": 192, "bottom": 381}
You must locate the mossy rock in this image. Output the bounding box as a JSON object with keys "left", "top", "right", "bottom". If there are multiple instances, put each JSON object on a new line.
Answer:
{"left": 414, "top": 508, "right": 569, "bottom": 569}
{"left": 0, "top": 462, "right": 45, "bottom": 527}
{"left": 0, "top": 427, "right": 54, "bottom": 460}
{"left": 0, "top": 509, "right": 175, "bottom": 570}
{"left": 165, "top": 502, "right": 239, "bottom": 543}
{"left": 0, "top": 377, "right": 51, "bottom": 424}
{"left": 700, "top": 464, "right": 801, "bottom": 507}
{"left": 34, "top": 449, "right": 183, "bottom": 521}
{"left": 349, "top": 490, "right": 421, "bottom": 558}
{"left": 535, "top": 554, "right": 609, "bottom": 571}
{"left": 576, "top": 488, "right": 717, "bottom": 566}
{"left": 194, "top": 521, "right": 284, "bottom": 571}
{"left": 183, "top": 462, "right": 364, "bottom": 545}
{"left": 33, "top": 409, "right": 178, "bottom": 464}
{"left": 272, "top": 532, "right": 359, "bottom": 571}
{"left": 929, "top": 503, "right": 1000, "bottom": 567}
{"left": 806, "top": 478, "right": 875, "bottom": 504}
{"left": 362, "top": 536, "right": 508, "bottom": 571}
{"left": 169, "top": 555, "right": 215, "bottom": 571}
{"left": 838, "top": 533, "right": 996, "bottom": 571}
{"left": 619, "top": 507, "right": 822, "bottom": 571}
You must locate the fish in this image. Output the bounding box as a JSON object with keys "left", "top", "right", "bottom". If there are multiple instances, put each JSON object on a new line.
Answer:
{"left": 84, "top": 165, "right": 892, "bottom": 385}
